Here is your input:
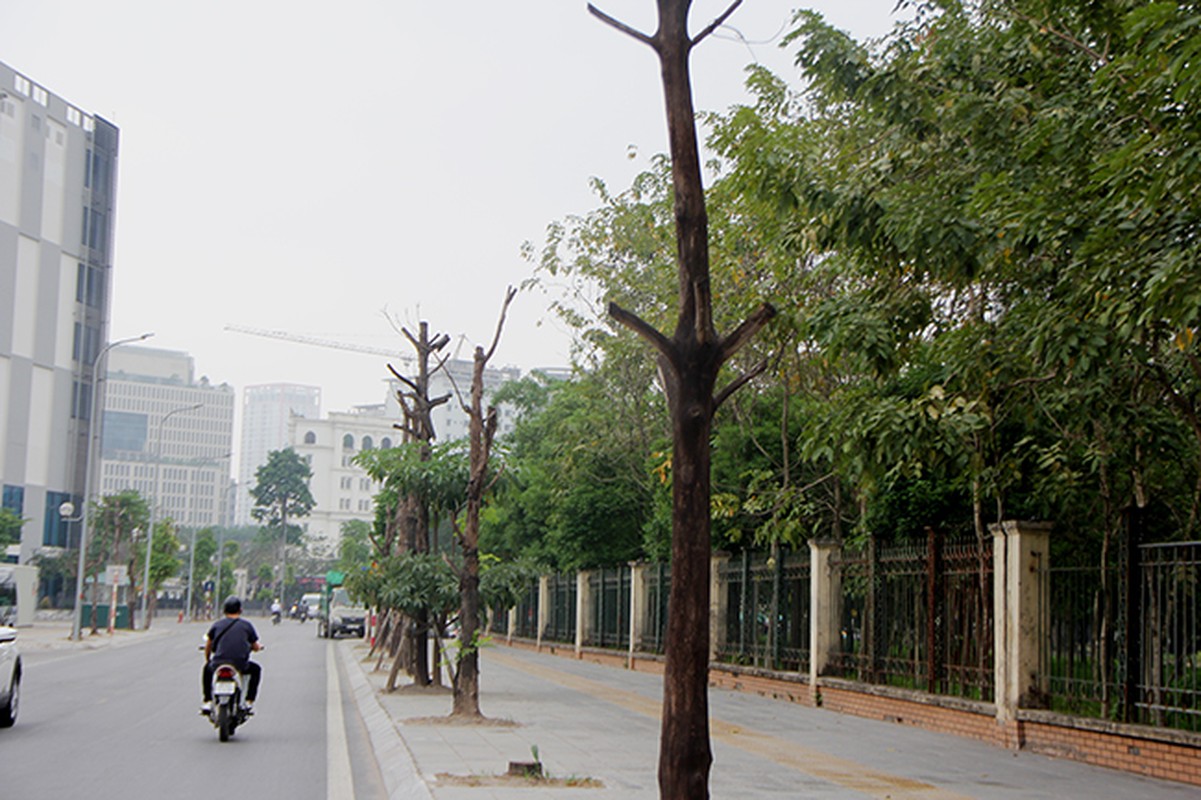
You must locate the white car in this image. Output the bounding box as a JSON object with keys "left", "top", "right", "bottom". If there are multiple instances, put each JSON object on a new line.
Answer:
{"left": 0, "top": 625, "right": 19, "bottom": 727}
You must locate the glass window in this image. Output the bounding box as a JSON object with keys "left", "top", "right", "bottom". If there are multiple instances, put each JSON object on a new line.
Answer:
{"left": 303, "top": 431, "right": 316, "bottom": 444}
{"left": 342, "top": 434, "right": 354, "bottom": 450}
{"left": 362, "top": 436, "right": 373, "bottom": 450}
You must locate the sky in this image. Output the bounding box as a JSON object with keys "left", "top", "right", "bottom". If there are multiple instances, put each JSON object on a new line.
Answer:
{"left": 2, "top": 1, "right": 900, "bottom": 466}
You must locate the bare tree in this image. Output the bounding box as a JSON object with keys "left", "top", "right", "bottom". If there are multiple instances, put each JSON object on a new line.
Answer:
{"left": 588, "top": 2, "right": 774, "bottom": 797}
{"left": 450, "top": 286, "right": 517, "bottom": 718}
{"left": 388, "top": 320, "right": 452, "bottom": 685}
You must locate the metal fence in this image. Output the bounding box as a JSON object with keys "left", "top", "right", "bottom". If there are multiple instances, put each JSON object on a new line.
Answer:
{"left": 542, "top": 573, "right": 576, "bottom": 644}
{"left": 513, "top": 583, "right": 539, "bottom": 640}
{"left": 639, "top": 562, "right": 670, "bottom": 654}
{"left": 716, "top": 549, "right": 810, "bottom": 672}
{"left": 585, "top": 565, "right": 631, "bottom": 649}
{"left": 826, "top": 533, "right": 994, "bottom": 702}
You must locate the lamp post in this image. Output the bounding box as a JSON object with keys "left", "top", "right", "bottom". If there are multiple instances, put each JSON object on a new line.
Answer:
{"left": 185, "top": 526, "right": 197, "bottom": 621}
{"left": 140, "top": 402, "right": 202, "bottom": 629}
{"left": 71, "top": 332, "right": 154, "bottom": 642}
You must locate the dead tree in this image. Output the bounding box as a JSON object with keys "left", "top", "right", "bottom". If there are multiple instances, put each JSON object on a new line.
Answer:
{"left": 589, "top": 2, "right": 774, "bottom": 797}
{"left": 450, "top": 286, "right": 517, "bottom": 718}
{"left": 388, "top": 321, "right": 452, "bottom": 685}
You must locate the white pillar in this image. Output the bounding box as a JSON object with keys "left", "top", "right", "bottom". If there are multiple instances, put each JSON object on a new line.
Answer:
{"left": 992, "top": 521, "right": 1052, "bottom": 729}
{"left": 809, "top": 538, "right": 841, "bottom": 689}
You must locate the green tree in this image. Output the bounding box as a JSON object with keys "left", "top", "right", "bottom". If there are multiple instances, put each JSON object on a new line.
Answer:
{"left": 87, "top": 491, "right": 149, "bottom": 631}
{"left": 250, "top": 449, "right": 315, "bottom": 602}
{"left": 0, "top": 508, "right": 26, "bottom": 549}
{"left": 132, "top": 518, "right": 181, "bottom": 625}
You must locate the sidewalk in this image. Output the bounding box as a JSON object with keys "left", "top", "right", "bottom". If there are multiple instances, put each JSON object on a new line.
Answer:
{"left": 12, "top": 614, "right": 191, "bottom": 653}
{"left": 338, "top": 641, "right": 1201, "bottom": 800}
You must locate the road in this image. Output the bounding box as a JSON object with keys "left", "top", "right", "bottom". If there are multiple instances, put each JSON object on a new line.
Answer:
{"left": 1, "top": 617, "right": 387, "bottom": 800}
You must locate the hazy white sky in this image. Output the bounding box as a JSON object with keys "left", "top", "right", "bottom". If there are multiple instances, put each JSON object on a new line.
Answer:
{"left": 2, "top": 1, "right": 898, "bottom": 419}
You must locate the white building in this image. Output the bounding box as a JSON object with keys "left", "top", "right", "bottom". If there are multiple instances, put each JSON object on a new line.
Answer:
{"left": 0, "top": 62, "right": 119, "bottom": 563}
{"left": 99, "top": 346, "right": 235, "bottom": 529}
{"left": 289, "top": 405, "right": 398, "bottom": 554}
{"left": 385, "top": 358, "right": 522, "bottom": 442}
{"left": 236, "top": 383, "right": 320, "bottom": 526}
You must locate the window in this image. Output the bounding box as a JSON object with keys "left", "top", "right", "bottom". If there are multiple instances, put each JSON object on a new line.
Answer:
{"left": 303, "top": 431, "right": 316, "bottom": 444}
{"left": 342, "top": 434, "right": 354, "bottom": 450}
{"left": 2, "top": 485, "right": 24, "bottom": 515}
{"left": 381, "top": 437, "right": 392, "bottom": 449}
{"left": 13, "top": 75, "right": 30, "bottom": 96}
{"left": 362, "top": 436, "right": 373, "bottom": 450}
{"left": 43, "top": 491, "right": 73, "bottom": 547}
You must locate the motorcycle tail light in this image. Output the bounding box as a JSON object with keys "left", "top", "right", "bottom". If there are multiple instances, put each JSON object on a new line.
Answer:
{"left": 215, "top": 666, "right": 237, "bottom": 680}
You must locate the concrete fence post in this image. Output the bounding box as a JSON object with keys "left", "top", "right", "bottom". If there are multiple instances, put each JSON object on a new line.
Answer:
{"left": 991, "top": 520, "right": 1052, "bottom": 740}
{"left": 809, "top": 538, "right": 841, "bottom": 691}
{"left": 507, "top": 607, "right": 516, "bottom": 645}
{"left": 576, "top": 570, "right": 589, "bottom": 657}
{"left": 536, "top": 574, "right": 550, "bottom": 650}
{"left": 629, "top": 562, "right": 645, "bottom": 668}
{"left": 710, "top": 552, "right": 730, "bottom": 663}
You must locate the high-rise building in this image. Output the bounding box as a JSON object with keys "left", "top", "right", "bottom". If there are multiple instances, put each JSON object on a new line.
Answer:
{"left": 99, "top": 347, "right": 235, "bottom": 529}
{"left": 236, "top": 384, "right": 321, "bottom": 526}
{"left": 0, "top": 62, "right": 119, "bottom": 563}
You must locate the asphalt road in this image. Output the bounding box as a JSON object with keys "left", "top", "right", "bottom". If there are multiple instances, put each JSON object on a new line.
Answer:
{"left": 1, "top": 617, "right": 387, "bottom": 800}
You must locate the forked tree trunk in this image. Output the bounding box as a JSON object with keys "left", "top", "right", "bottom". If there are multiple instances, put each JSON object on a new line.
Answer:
{"left": 588, "top": 2, "right": 773, "bottom": 796}
{"left": 450, "top": 288, "right": 516, "bottom": 719}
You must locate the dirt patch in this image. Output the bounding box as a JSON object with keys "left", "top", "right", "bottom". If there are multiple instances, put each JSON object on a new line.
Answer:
{"left": 435, "top": 773, "right": 603, "bottom": 789}
{"left": 384, "top": 683, "right": 453, "bottom": 696}
{"left": 402, "top": 714, "right": 520, "bottom": 727}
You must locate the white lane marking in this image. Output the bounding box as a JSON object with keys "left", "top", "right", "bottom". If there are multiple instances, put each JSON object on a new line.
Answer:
{"left": 327, "top": 641, "right": 356, "bottom": 800}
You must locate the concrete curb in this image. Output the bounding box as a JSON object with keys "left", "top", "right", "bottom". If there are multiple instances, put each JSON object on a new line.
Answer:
{"left": 338, "top": 641, "right": 433, "bottom": 800}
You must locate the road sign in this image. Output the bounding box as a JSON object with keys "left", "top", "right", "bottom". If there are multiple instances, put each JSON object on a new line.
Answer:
{"left": 105, "top": 565, "right": 129, "bottom": 586}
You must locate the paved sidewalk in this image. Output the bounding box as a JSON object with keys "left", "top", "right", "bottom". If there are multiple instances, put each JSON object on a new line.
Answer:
{"left": 338, "top": 641, "right": 1200, "bottom": 800}
{"left": 10, "top": 616, "right": 183, "bottom": 653}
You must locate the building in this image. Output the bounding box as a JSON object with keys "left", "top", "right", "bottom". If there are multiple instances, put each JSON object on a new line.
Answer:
{"left": 236, "top": 383, "right": 320, "bottom": 526}
{"left": 99, "top": 346, "right": 235, "bottom": 529}
{"left": 0, "top": 62, "right": 119, "bottom": 563}
{"left": 384, "top": 358, "right": 523, "bottom": 442}
{"left": 290, "top": 359, "right": 524, "bottom": 554}
{"left": 289, "top": 405, "right": 398, "bottom": 554}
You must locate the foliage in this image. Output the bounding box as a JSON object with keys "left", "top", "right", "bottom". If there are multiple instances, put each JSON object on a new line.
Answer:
{"left": 0, "top": 508, "right": 25, "bottom": 548}
{"left": 250, "top": 448, "right": 316, "bottom": 530}
{"left": 131, "top": 518, "right": 182, "bottom": 595}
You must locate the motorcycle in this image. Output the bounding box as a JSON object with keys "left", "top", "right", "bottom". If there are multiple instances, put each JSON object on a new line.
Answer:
{"left": 206, "top": 662, "right": 252, "bottom": 742}
{"left": 271, "top": 610, "right": 281, "bottom": 626}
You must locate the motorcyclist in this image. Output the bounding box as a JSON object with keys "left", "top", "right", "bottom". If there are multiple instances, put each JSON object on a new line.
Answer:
{"left": 270, "top": 598, "right": 282, "bottom": 622}
{"left": 200, "top": 596, "right": 262, "bottom": 715}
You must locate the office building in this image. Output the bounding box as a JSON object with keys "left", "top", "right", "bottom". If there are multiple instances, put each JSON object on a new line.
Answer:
{"left": 99, "top": 346, "right": 235, "bottom": 529}
{"left": 236, "top": 383, "right": 320, "bottom": 526}
{"left": 0, "top": 61, "right": 118, "bottom": 563}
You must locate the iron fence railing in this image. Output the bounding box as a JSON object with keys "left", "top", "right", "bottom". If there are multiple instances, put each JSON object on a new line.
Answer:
{"left": 585, "top": 565, "right": 631, "bottom": 649}
{"left": 826, "top": 533, "right": 994, "bottom": 702}
{"left": 716, "top": 550, "right": 810, "bottom": 672}
{"left": 542, "top": 573, "right": 576, "bottom": 644}
{"left": 513, "top": 583, "right": 539, "bottom": 640}
{"left": 639, "top": 562, "right": 670, "bottom": 654}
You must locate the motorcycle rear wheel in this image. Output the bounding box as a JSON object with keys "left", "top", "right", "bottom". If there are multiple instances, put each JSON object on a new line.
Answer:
{"left": 217, "top": 703, "right": 233, "bottom": 741}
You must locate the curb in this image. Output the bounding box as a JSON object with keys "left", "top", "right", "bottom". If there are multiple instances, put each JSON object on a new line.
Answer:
{"left": 338, "top": 641, "right": 433, "bottom": 800}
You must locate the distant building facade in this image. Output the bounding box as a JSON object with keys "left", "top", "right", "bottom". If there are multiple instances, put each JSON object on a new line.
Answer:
{"left": 0, "top": 62, "right": 119, "bottom": 563}
{"left": 289, "top": 406, "right": 397, "bottom": 554}
{"left": 236, "top": 383, "right": 320, "bottom": 526}
{"left": 99, "top": 346, "right": 235, "bottom": 529}
{"left": 385, "top": 358, "right": 522, "bottom": 442}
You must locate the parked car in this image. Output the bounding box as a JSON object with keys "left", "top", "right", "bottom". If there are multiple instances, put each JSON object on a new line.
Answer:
{"left": 301, "top": 593, "right": 322, "bottom": 619}
{"left": 318, "top": 587, "right": 366, "bottom": 638}
{"left": 0, "top": 624, "right": 19, "bottom": 728}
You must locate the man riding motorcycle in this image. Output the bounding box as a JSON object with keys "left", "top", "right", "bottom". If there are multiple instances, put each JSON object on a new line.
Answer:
{"left": 200, "top": 596, "right": 262, "bottom": 715}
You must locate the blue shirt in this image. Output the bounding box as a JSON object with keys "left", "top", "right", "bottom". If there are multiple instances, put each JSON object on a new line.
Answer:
{"left": 207, "top": 616, "right": 259, "bottom": 665}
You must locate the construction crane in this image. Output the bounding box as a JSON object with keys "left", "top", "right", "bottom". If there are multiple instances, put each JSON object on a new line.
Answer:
{"left": 224, "top": 324, "right": 417, "bottom": 370}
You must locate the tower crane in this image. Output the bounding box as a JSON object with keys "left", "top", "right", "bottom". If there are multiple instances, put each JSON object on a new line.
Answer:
{"left": 223, "top": 324, "right": 417, "bottom": 371}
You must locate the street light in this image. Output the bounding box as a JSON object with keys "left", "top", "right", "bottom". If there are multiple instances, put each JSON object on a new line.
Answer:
{"left": 71, "top": 332, "right": 154, "bottom": 641}
{"left": 140, "top": 402, "right": 202, "bottom": 629}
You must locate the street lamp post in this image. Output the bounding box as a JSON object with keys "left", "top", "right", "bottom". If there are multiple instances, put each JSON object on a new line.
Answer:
{"left": 71, "top": 332, "right": 154, "bottom": 642}
{"left": 185, "top": 527, "right": 197, "bottom": 621}
{"left": 140, "top": 402, "right": 202, "bottom": 629}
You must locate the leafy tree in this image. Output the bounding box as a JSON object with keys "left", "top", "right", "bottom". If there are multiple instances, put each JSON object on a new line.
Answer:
{"left": 132, "top": 518, "right": 181, "bottom": 624}
{"left": 87, "top": 490, "right": 149, "bottom": 631}
{"left": 0, "top": 508, "right": 25, "bottom": 549}
{"left": 336, "top": 519, "right": 373, "bottom": 575}
{"left": 250, "top": 448, "right": 315, "bottom": 601}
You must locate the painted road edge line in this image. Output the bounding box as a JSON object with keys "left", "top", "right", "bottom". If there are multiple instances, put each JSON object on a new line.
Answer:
{"left": 327, "top": 641, "right": 356, "bottom": 800}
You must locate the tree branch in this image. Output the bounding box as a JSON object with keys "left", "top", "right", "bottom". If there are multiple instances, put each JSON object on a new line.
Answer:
{"left": 388, "top": 363, "right": 418, "bottom": 393}
{"left": 718, "top": 303, "right": 776, "bottom": 363}
{"left": 609, "top": 300, "right": 674, "bottom": 359}
{"left": 692, "top": 0, "right": 743, "bottom": 46}
{"left": 714, "top": 359, "right": 769, "bottom": 411}
{"left": 588, "top": 3, "right": 656, "bottom": 47}
{"left": 483, "top": 286, "right": 518, "bottom": 363}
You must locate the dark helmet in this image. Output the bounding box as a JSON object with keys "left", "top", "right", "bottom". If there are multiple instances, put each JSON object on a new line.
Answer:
{"left": 222, "top": 596, "right": 243, "bottom": 615}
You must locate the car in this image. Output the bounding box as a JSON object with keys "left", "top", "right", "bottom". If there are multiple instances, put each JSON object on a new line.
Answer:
{"left": 301, "top": 593, "right": 322, "bottom": 619}
{"left": 0, "top": 625, "right": 19, "bottom": 728}
{"left": 318, "top": 587, "right": 367, "bottom": 638}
